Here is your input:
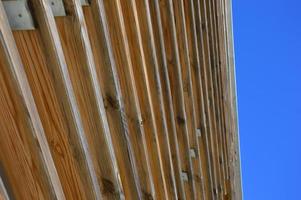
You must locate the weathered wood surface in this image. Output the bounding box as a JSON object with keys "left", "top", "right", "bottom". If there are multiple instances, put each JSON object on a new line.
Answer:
{"left": 0, "top": 2, "right": 64, "bottom": 199}
{"left": 55, "top": 0, "right": 124, "bottom": 198}
{"left": 0, "top": 0, "right": 241, "bottom": 199}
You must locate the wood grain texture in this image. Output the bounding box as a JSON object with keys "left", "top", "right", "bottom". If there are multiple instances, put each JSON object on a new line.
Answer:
{"left": 12, "top": 0, "right": 101, "bottom": 199}
{"left": 171, "top": 0, "right": 205, "bottom": 199}
{"left": 0, "top": 57, "right": 53, "bottom": 200}
{"left": 155, "top": 0, "right": 197, "bottom": 199}
{"left": 132, "top": 0, "right": 179, "bottom": 198}
{"left": 83, "top": 2, "right": 143, "bottom": 199}
{"left": 0, "top": 0, "right": 242, "bottom": 199}
{"left": 196, "top": 0, "right": 223, "bottom": 198}
{"left": 201, "top": 0, "right": 225, "bottom": 198}
{"left": 118, "top": 0, "right": 172, "bottom": 199}
{"left": 183, "top": 0, "right": 217, "bottom": 198}
{"left": 101, "top": 0, "right": 156, "bottom": 198}
{"left": 55, "top": 0, "right": 124, "bottom": 198}
{"left": 0, "top": 2, "right": 64, "bottom": 199}
{"left": 147, "top": 0, "right": 186, "bottom": 198}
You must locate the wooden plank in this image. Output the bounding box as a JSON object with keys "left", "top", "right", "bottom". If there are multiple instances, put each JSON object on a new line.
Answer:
{"left": 214, "top": 1, "right": 235, "bottom": 197}
{"left": 201, "top": 0, "right": 225, "bottom": 197}
{"left": 0, "top": 2, "right": 65, "bottom": 199}
{"left": 171, "top": 0, "right": 206, "bottom": 199}
{"left": 217, "top": 0, "right": 231, "bottom": 182}
{"left": 195, "top": 0, "right": 222, "bottom": 198}
{"left": 222, "top": 0, "right": 242, "bottom": 198}
{"left": 0, "top": 0, "right": 241, "bottom": 198}
{"left": 54, "top": 0, "right": 124, "bottom": 198}
{"left": 147, "top": 0, "right": 186, "bottom": 198}
{"left": 82, "top": 3, "right": 142, "bottom": 199}
{"left": 131, "top": 0, "right": 179, "bottom": 198}
{"left": 156, "top": 0, "right": 197, "bottom": 199}
{"left": 205, "top": 0, "right": 227, "bottom": 197}
{"left": 12, "top": 0, "right": 101, "bottom": 199}
{"left": 117, "top": 0, "right": 172, "bottom": 199}
{"left": 210, "top": 0, "right": 229, "bottom": 195}
{"left": 101, "top": 0, "right": 157, "bottom": 198}
{"left": 183, "top": 0, "right": 217, "bottom": 199}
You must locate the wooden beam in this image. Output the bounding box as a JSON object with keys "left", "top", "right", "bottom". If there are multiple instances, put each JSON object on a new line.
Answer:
{"left": 183, "top": 0, "right": 219, "bottom": 198}
{"left": 223, "top": 0, "right": 242, "bottom": 198}
{"left": 0, "top": 2, "right": 64, "bottom": 199}
{"left": 82, "top": 2, "right": 145, "bottom": 198}
{"left": 54, "top": 0, "right": 124, "bottom": 198}
{"left": 147, "top": 0, "right": 186, "bottom": 198}
{"left": 172, "top": 0, "right": 207, "bottom": 199}
{"left": 205, "top": 0, "right": 226, "bottom": 197}
{"left": 195, "top": 0, "right": 221, "bottom": 198}
{"left": 132, "top": 0, "right": 180, "bottom": 198}
{"left": 156, "top": 0, "right": 197, "bottom": 198}
{"left": 100, "top": 0, "right": 158, "bottom": 198}
{"left": 0, "top": 0, "right": 242, "bottom": 198}
{"left": 12, "top": 0, "right": 101, "bottom": 198}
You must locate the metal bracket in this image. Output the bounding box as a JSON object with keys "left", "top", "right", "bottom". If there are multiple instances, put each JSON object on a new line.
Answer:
{"left": 80, "top": 0, "right": 90, "bottom": 6}
{"left": 3, "top": 0, "right": 89, "bottom": 30}
{"left": 49, "top": 0, "right": 66, "bottom": 16}
{"left": 2, "top": 0, "right": 66, "bottom": 30}
{"left": 189, "top": 148, "right": 196, "bottom": 158}
{"left": 2, "top": 1, "right": 35, "bottom": 30}
{"left": 181, "top": 171, "right": 188, "bottom": 182}
{"left": 196, "top": 128, "right": 201, "bottom": 137}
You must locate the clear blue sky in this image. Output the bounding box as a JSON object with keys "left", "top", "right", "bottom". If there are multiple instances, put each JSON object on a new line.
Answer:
{"left": 232, "top": 0, "right": 301, "bottom": 199}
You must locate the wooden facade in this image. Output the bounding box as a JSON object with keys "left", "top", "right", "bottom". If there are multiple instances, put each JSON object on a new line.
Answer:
{"left": 0, "top": 0, "right": 241, "bottom": 199}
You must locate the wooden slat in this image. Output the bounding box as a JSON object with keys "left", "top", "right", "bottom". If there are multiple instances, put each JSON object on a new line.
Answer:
{"left": 210, "top": 0, "right": 228, "bottom": 196}
{"left": 54, "top": 0, "right": 124, "bottom": 198}
{"left": 172, "top": 0, "right": 206, "bottom": 199}
{"left": 195, "top": 0, "right": 221, "bottom": 198}
{"left": 204, "top": 0, "right": 226, "bottom": 197}
{"left": 183, "top": 0, "right": 216, "bottom": 199}
{"left": 147, "top": 0, "right": 186, "bottom": 198}
{"left": 101, "top": 0, "right": 157, "bottom": 198}
{"left": 218, "top": 0, "right": 231, "bottom": 183}
{"left": 82, "top": 2, "right": 142, "bottom": 199}
{"left": 117, "top": 0, "right": 172, "bottom": 199}
{"left": 0, "top": 2, "right": 65, "bottom": 199}
{"left": 156, "top": 0, "right": 197, "bottom": 199}
{"left": 132, "top": 0, "right": 179, "bottom": 198}
{"left": 222, "top": 0, "right": 242, "bottom": 198}
{"left": 0, "top": 0, "right": 242, "bottom": 198}
{"left": 11, "top": 0, "right": 101, "bottom": 199}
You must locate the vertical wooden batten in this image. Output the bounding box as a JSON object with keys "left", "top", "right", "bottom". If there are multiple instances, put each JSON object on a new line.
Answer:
{"left": 204, "top": 0, "right": 225, "bottom": 197}
{"left": 172, "top": 0, "right": 205, "bottom": 199}
{"left": 195, "top": 0, "right": 222, "bottom": 198}
{"left": 184, "top": 0, "right": 216, "bottom": 199}
{"left": 132, "top": 0, "right": 179, "bottom": 198}
{"left": 11, "top": 0, "right": 101, "bottom": 199}
{"left": 82, "top": 0, "right": 144, "bottom": 198}
{"left": 0, "top": 2, "right": 64, "bottom": 199}
{"left": 117, "top": 0, "right": 171, "bottom": 199}
{"left": 54, "top": 0, "right": 124, "bottom": 198}
{"left": 156, "top": 0, "right": 197, "bottom": 198}
{"left": 101, "top": 0, "right": 157, "bottom": 198}
{"left": 148, "top": 0, "right": 186, "bottom": 198}
{"left": 0, "top": 0, "right": 242, "bottom": 198}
